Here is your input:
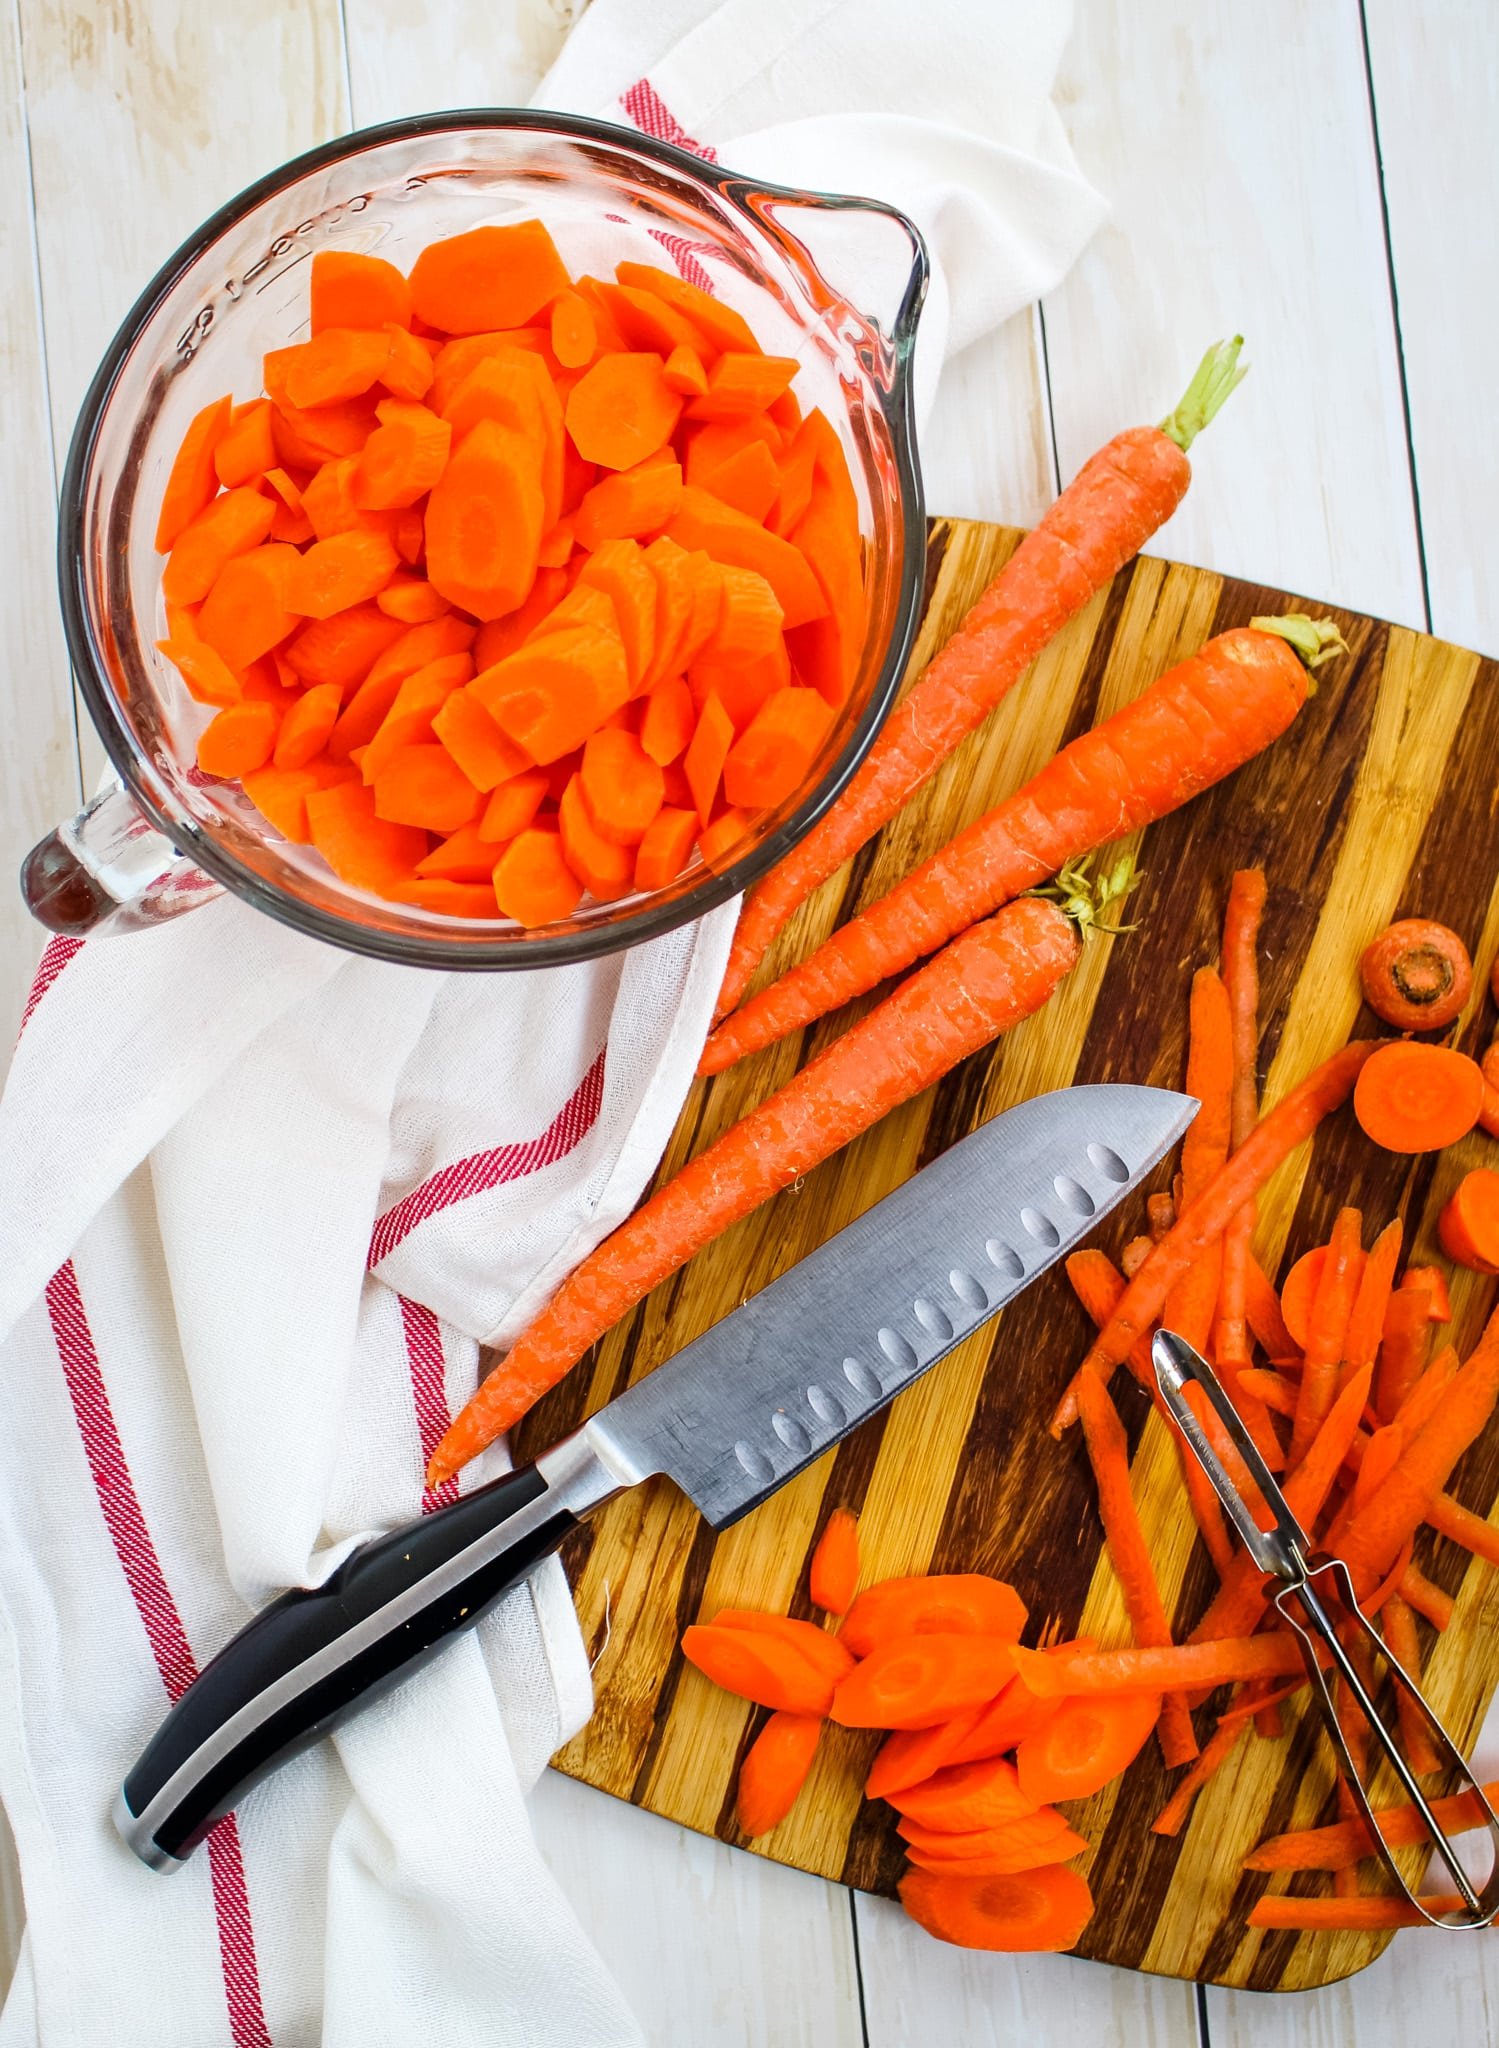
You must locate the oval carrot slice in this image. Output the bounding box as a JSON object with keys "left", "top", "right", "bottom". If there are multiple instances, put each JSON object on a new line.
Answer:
{"left": 839, "top": 1576, "right": 1028, "bottom": 1659}
{"left": 736, "top": 1712, "right": 821, "bottom": 1840}
{"left": 155, "top": 393, "right": 234, "bottom": 553}
{"left": 831, "top": 1634, "right": 1018, "bottom": 1731}
{"left": 889, "top": 1755, "right": 1038, "bottom": 1831}
{"left": 273, "top": 682, "right": 341, "bottom": 769}
{"left": 898, "top": 1863, "right": 1094, "bottom": 1953}
{"left": 681, "top": 1622, "right": 840, "bottom": 1718}
{"left": 633, "top": 806, "right": 699, "bottom": 893}
{"left": 1014, "top": 1690, "right": 1163, "bottom": 1804}
{"left": 492, "top": 825, "right": 583, "bottom": 927}
{"left": 197, "top": 701, "right": 279, "bottom": 779}
{"left": 808, "top": 1508, "right": 860, "bottom": 1616}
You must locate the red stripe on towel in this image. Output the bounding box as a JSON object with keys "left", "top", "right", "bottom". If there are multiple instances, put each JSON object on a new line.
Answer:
{"left": 399, "top": 1296, "right": 460, "bottom": 1513}
{"left": 367, "top": 1047, "right": 607, "bottom": 1269}
{"left": 18, "top": 935, "right": 83, "bottom": 1036}
{"left": 621, "top": 79, "right": 718, "bottom": 162}
{"left": 46, "top": 1261, "right": 273, "bottom": 2047}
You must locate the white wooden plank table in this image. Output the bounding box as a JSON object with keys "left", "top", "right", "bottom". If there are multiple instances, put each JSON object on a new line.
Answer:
{"left": 0, "top": 2, "right": 1494, "bottom": 2041}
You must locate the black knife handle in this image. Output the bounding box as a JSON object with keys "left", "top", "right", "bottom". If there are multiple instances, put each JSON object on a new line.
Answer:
{"left": 116, "top": 1460, "right": 581, "bottom": 1868}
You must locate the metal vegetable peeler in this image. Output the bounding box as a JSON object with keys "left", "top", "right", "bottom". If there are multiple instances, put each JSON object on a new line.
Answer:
{"left": 1153, "top": 1329, "right": 1499, "bottom": 1929}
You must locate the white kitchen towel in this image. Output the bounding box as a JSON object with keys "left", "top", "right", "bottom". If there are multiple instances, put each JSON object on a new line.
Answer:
{"left": 0, "top": 4, "right": 1100, "bottom": 2043}
{"left": 538, "top": 0, "right": 1107, "bottom": 431}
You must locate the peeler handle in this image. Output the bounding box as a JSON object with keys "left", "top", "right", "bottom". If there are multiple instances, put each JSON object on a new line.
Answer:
{"left": 1276, "top": 1558, "right": 1499, "bottom": 1929}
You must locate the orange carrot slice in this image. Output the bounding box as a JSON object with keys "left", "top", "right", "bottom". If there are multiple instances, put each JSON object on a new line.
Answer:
{"left": 425, "top": 420, "right": 546, "bottom": 621}
{"left": 580, "top": 729, "right": 664, "bottom": 844}
{"left": 838, "top": 1576, "right": 1028, "bottom": 1658}
{"left": 285, "top": 530, "right": 400, "bottom": 619}
{"left": 830, "top": 1635, "right": 1018, "bottom": 1730}
{"left": 680, "top": 1622, "right": 843, "bottom": 1717}
{"left": 431, "top": 689, "right": 532, "bottom": 791}
{"left": 197, "top": 701, "right": 280, "bottom": 779}
{"left": 898, "top": 1864, "right": 1094, "bottom": 1953}
{"left": 667, "top": 485, "right": 826, "bottom": 629}
{"left": 214, "top": 400, "right": 277, "bottom": 489}
{"left": 492, "top": 826, "right": 583, "bottom": 927}
{"left": 306, "top": 779, "right": 426, "bottom": 891}
{"left": 373, "top": 744, "right": 483, "bottom": 833}
{"left": 633, "top": 806, "right": 699, "bottom": 892}
{"left": 808, "top": 1508, "right": 860, "bottom": 1615}
{"left": 1014, "top": 1689, "right": 1163, "bottom": 1803}
{"left": 890, "top": 1755, "right": 1038, "bottom": 1831}
{"left": 409, "top": 222, "right": 570, "bottom": 335}
{"left": 558, "top": 776, "right": 633, "bottom": 902}
{"left": 480, "top": 768, "right": 549, "bottom": 844}
{"left": 723, "top": 686, "right": 831, "bottom": 808}
{"left": 310, "top": 250, "right": 411, "bottom": 334}
{"left": 163, "top": 487, "right": 276, "bottom": 605}
{"left": 736, "top": 1712, "right": 821, "bottom": 1839}
{"left": 352, "top": 400, "right": 451, "bottom": 510}
{"left": 473, "top": 627, "right": 630, "bottom": 763}
{"left": 273, "top": 682, "right": 342, "bottom": 769}
{"left": 155, "top": 394, "right": 233, "bottom": 551}
{"left": 196, "top": 543, "right": 300, "bottom": 672}
{"left": 156, "top": 637, "right": 240, "bottom": 708}
{"left": 565, "top": 353, "right": 683, "bottom": 471}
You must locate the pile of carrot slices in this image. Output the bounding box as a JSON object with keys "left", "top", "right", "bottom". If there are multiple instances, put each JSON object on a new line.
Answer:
{"left": 153, "top": 228, "right": 867, "bottom": 923}
{"left": 682, "top": 1512, "right": 1114, "bottom": 1952}
{"left": 1048, "top": 867, "right": 1499, "bottom": 1931}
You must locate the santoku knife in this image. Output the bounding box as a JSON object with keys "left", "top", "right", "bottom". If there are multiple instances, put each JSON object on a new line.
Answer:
{"left": 116, "top": 1081, "right": 1195, "bottom": 1870}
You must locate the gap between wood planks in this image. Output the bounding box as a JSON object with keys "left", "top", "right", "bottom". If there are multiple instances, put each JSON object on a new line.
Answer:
{"left": 1355, "top": 0, "right": 1432, "bottom": 637}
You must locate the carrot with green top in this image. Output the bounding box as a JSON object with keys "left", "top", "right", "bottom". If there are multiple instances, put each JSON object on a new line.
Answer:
{"left": 702, "top": 613, "right": 1341, "bottom": 1074}
{"left": 1052, "top": 1042, "right": 1378, "bottom": 1432}
{"left": 710, "top": 340, "right": 1248, "bottom": 1021}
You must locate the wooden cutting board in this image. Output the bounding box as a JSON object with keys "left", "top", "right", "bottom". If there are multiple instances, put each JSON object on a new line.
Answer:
{"left": 516, "top": 518, "right": 1499, "bottom": 1992}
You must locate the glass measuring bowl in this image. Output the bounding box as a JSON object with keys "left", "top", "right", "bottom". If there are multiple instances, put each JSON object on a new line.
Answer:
{"left": 24, "top": 110, "right": 927, "bottom": 969}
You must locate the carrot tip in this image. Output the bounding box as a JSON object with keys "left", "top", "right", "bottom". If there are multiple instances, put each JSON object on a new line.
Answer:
{"left": 1158, "top": 336, "right": 1247, "bottom": 452}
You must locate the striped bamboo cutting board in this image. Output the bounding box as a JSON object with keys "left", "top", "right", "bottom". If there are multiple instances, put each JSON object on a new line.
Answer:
{"left": 516, "top": 519, "right": 1499, "bottom": 1991}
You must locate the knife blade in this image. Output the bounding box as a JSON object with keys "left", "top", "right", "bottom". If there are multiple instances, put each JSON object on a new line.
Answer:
{"left": 116, "top": 1081, "right": 1194, "bottom": 1870}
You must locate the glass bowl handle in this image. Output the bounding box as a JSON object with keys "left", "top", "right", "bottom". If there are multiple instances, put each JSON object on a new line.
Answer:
{"left": 725, "top": 182, "right": 928, "bottom": 391}
{"left": 21, "top": 787, "right": 223, "bottom": 937}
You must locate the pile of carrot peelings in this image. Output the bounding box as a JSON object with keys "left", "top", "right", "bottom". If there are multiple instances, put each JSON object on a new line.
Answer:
{"left": 1049, "top": 867, "right": 1499, "bottom": 1930}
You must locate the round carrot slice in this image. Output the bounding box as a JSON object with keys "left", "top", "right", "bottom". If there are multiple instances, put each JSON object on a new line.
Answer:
{"left": 1353, "top": 1041, "right": 1484, "bottom": 1154}
{"left": 897, "top": 1863, "right": 1094, "bottom": 1953}
{"left": 1279, "top": 1245, "right": 1325, "bottom": 1351}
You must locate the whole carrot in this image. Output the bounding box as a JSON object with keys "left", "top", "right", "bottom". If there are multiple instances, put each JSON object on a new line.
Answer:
{"left": 711, "top": 339, "right": 1248, "bottom": 1022}
{"left": 701, "top": 615, "right": 1343, "bottom": 1075}
{"left": 427, "top": 893, "right": 1087, "bottom": 1481}
{"left": 1051, "top": 1041, "right": 1377, "bottom": 1432}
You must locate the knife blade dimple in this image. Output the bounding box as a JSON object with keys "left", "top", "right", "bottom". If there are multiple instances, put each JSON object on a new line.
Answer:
{"left": 580, "top": 1083, "right": 1197, "bottom": 1528}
